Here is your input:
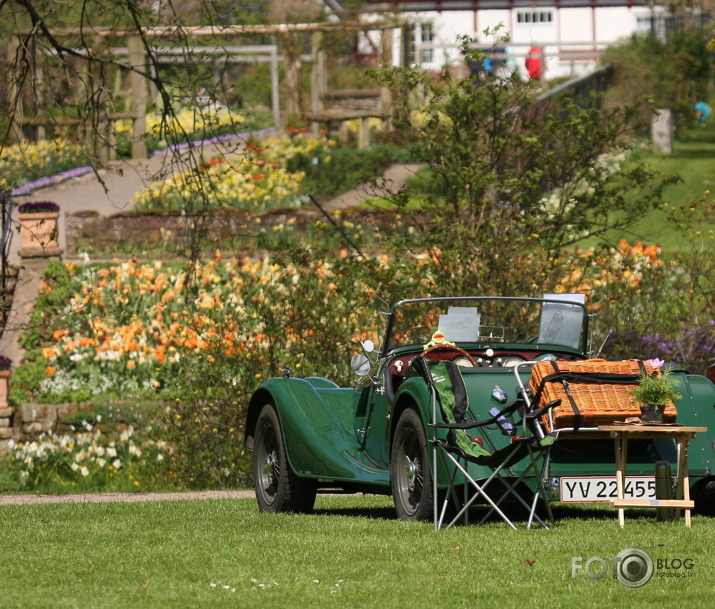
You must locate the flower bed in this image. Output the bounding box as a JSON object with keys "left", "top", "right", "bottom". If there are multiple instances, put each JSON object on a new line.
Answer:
{"left": 0, "top": 139, "right": 89, "bottom": 195}
{"left": 12, "top": 254, "right": 389, "bottom": 405}
{"left": 114, "top": 105, "right": 274, "bottom": 157}
{"left": 134, "top": 134, "right": 335, "bottom": 212}
{"left": 7, "top": 419, "right": 169, "bottom": 492}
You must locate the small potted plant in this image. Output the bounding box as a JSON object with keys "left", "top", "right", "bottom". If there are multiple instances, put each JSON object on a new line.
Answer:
{"left": 628, "top": 358, "right": 682, "bottom": 423}
{"left": 17, "top": 200, "right": 60, "bottom": 254}
{"left": 0, "top": 355, "right": 11, "bottom": 409}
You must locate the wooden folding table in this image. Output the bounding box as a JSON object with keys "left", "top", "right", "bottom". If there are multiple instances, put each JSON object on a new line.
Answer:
{"left": 597, "top": 425, "right": 708, "bottom": 527}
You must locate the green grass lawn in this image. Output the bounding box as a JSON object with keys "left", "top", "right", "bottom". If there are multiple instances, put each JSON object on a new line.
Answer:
{"left": 0, "top": 494, "right": 711, "bottom": 609}
{"left": 577, "top": 121, "right": 715, "bottom": 255}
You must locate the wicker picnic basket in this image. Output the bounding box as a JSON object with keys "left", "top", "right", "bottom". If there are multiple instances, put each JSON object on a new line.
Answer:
{"left": 528, "top": 359, "right": 678, "bottom": 432}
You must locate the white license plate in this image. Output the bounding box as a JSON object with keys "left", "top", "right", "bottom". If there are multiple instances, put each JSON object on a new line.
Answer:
{"left": 559, "top": 476, "right": 656, "bottom": 503}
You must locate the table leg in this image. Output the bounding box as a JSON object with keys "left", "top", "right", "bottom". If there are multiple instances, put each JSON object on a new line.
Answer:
{"left": 614, "top": 434, "right": 628, "bottom": 528}
{"left": 677, "top": 436, "right": 692, "bottom": 527}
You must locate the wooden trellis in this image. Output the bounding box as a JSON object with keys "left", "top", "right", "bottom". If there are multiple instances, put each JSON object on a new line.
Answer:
{"left": 6, "top": 21, "right": 399, "bottom": 161}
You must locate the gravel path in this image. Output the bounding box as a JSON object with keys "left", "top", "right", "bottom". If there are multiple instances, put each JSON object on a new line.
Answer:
{"left": 0, "top": 490, "right": 255, "bottom": 506}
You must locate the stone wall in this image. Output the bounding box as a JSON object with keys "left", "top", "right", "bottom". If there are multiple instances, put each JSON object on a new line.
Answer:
{"left": 64, "top": 207, "right": 402, "bottom": 255}
{"left": 0, "top": 406, "right": 13, "bottom": 453}
{"left": 0, "top": 402, "right": 87, "bottom": 453}
{"left": 65, "top": 208, "right": 324, "bottom": 255}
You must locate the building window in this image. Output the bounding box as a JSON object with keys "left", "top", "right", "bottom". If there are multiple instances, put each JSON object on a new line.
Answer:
{"left": 516, "top": 11, "right": 553, "bottom": 24}
{"left": 411, "top": 22, "right": 434, "bottom": 64}
{"left": 636, "top": 15, "right": 665, "bottom": 39}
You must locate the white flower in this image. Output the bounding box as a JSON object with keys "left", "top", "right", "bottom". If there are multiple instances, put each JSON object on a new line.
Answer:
{"left": 71, "top": 462, "right": 79, "bottom": 471}
{"left": 96, "top": 458, "right": 106, "bottom": 468}
{"left": 80, "top": 466, "right": 89, "bottom": 477}
{"left": 112, "top": 459, "right": 122, "bottom": 469}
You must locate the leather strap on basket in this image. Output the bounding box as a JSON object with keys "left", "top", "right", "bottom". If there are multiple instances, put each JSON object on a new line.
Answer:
{"left": 551, "top": 360, "right": 582, "bottom": 432}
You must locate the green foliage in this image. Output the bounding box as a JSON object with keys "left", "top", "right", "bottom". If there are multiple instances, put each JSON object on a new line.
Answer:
{"left": 290, "top": 142, "right": 423, "bottom": 197}
{"left": 18, "top": 259, "right": 73, "bottom": 354}
{"left": 628, "top": 364, "right": 683, "bottom": 408}
{"left": 232, "top": 63, "right": 275, "bottom": 109}
{"left": 160, "top": 251, "right": 420, "bottom": 488}
{"left": 366, "top": 36, "right": 677, "bottom": 296}
{"left": 602, "top": 32, "right": 712, "bottom": 129}
{"left": 9, "top": 356, "right": 52, "bottom": 406}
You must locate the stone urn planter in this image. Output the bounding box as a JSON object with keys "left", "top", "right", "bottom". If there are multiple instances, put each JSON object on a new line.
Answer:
{"left": 18, "top": 201, "right": 62, "bottom": 258}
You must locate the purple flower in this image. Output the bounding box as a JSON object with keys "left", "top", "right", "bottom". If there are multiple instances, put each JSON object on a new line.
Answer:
{"left": 18, "top": 200, "right": 60, "bottom": 213}
{"left": 149, "top": 127, "right": 277, "bottom": 157}
{"left": 11, "top": 166, "right": 93, "bottom": 196}
{"left": 646, "top": 358, "right": 665, "bottom": 368}
{"left": 0, "top": 355, "right": 11, "bottom": 370}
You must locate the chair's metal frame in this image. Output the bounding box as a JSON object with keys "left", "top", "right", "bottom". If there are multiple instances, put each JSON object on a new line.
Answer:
{"left": 429, "top": 360, "right": 557, "bottom": 531}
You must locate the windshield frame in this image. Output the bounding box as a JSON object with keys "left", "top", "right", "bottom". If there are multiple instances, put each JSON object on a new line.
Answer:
{"left": 380, "top": 296, "right": 590, "bottom": 358}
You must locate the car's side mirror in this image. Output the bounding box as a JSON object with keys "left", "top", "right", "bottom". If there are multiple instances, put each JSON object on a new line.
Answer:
{"left": 362, "top": 339, "right": 375, "bottom": 353}
{"left": 351, "top": 354, "right": 371, "bottom": 377}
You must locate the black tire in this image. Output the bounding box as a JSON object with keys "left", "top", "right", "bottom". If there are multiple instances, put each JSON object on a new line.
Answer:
{"left": 252, "top": 404, "right": 317, "bottom": 513}
{"left": 391, "top": 408, "right": 433, "bottom": 521}
{"left": 692, "top": 477, "right": 715, "bottom": 517}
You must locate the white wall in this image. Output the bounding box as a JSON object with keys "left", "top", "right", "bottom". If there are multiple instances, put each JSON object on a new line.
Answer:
{"left": 379, "top": 6, "right": 666, "bottom": 79}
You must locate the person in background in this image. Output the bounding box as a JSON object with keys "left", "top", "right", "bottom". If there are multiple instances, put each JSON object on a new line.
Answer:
{"left": 694, "top": 99, "right": 711, "bottom": 125}
{"left": 525, "top": 47, "right": 542, "bottom": 80}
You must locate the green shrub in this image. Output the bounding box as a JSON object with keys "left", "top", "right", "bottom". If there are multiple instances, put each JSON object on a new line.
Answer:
{"left": 291, "top": 142, "right": 424, "bottom": 197}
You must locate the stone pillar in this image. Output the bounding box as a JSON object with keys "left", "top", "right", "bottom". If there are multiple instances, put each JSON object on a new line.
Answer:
{"left": 652, "top": 109, "right": 673, "bottom": 154}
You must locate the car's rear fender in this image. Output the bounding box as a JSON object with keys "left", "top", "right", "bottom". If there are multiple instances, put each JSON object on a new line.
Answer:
{"left": 677, "top": 373, "right": 715, "bottom": 474}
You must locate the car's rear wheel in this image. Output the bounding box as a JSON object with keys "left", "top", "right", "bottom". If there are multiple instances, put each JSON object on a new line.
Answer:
{"left": 691, "top": 477, "right": 715, "bottom": 516}
{"left": 391, "top": 408, "right": 433, "bottom": 521}
{"left": 253, "top": 404, "right": 317, "bottom": 513}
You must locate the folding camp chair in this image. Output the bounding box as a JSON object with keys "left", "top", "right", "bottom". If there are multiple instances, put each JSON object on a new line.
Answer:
{"left": 412, "top": 357, "right": 559, "bottom": 531}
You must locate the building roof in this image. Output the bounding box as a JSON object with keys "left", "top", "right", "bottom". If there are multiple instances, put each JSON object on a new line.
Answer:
{"left": 364, "top": 0, "right": 650, "bottom": 9}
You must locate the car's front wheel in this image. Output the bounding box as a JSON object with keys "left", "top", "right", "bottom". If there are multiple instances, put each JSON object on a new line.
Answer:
{"left": 252, "top": 403, "right": 317, "bottom": 513}
{"left": 391, "top": 408, "right": 433, "bottom": 521}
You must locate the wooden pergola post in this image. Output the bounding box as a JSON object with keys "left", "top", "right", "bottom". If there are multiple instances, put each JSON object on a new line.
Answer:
{"left": 6, "top": 35, "right": 24, "bottom": 145}
{"left": 31, "top": 37, "right": 46, "bottom": 142}
{"left": 310, "top": 31, "right": 328, "bottom": 137}
{"left": 270, "top": 45, "right": 281, "bottom": 127}
{"left": 380, "top": 28, "right": 394, "bottom": 132}
{"left": 127, "top": 35, "right": 147, "bottom": 159}
{"left": 282, "top": 33, "right": 301, "bottom": 118}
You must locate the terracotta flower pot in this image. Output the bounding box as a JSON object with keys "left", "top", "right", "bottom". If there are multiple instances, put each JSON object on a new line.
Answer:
{"left": 19, "top": 211, "right": 59, "bottom": 249}
{"left": 0, "top": 370, "right": 9, "bottom": 409}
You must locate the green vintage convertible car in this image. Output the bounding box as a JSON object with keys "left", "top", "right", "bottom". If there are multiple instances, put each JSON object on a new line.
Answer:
{"left": 244, "top": 296, "right": 715, "bottom": 520}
